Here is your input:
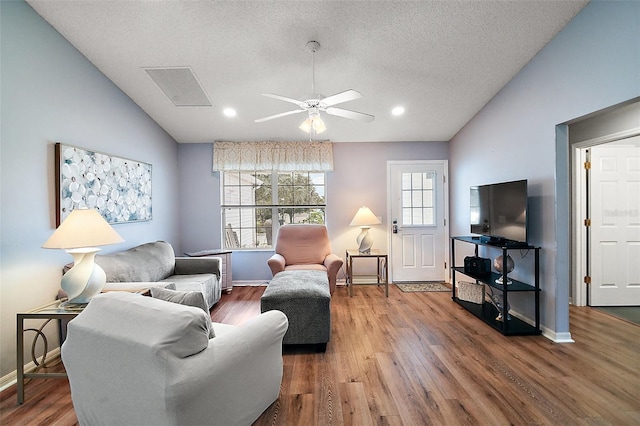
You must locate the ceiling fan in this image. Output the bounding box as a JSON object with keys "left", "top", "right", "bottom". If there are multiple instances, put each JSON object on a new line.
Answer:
{"left": 255, "top": 41, "right": 375, "bottom": 134}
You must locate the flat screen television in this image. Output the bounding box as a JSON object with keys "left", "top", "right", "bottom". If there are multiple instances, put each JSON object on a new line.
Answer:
{"left": 470, "top": 179, "right": 528, "bottom": 244}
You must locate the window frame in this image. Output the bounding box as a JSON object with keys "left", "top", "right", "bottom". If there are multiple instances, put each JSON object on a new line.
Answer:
{"left": 220, "top": 170, "right": 327, "bottom": 250}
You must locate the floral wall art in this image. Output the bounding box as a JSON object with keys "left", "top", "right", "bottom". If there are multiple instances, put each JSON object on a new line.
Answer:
{"left": 55, "top": 143, "right": 152, "bottom": 225}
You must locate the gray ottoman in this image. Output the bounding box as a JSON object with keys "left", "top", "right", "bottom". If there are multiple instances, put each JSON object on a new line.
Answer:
{"left": 260, "top": 270, "right": 331, "bottom": 352}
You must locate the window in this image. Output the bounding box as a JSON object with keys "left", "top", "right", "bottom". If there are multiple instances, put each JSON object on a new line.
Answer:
{"left": 401, "top": 172, "right": 435, "bottom": 225}
{"left": 221, "top": 171, "right": 326, "bottom": 249}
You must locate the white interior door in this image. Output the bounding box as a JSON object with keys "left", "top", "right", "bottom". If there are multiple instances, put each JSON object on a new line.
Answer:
{"left": 589, "top": 136, "right": 640, "bottom": 306}
{"left": 388, "top": 161, "right": 448, "bottom": 282}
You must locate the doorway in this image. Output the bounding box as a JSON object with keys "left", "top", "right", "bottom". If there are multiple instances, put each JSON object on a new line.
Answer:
{"left": 387, "top": 160, "right": 449, "bottom": 283}
{"left": 586, "top": 137, "right": 640, "bottom": 306}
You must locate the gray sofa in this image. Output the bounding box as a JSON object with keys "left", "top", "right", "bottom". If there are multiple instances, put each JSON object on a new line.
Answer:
{"left": 95, "top": 241, "right": 222, "bottom": 308}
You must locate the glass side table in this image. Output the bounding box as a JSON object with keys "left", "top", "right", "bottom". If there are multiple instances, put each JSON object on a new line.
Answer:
{"left": 16, "top": 300, "right": 83, "bottom": 404}
{"left": 345, "top": 249, "right": 389, "bottom": 297}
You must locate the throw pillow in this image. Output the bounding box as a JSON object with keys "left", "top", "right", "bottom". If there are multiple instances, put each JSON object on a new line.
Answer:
{"left": 150, "top": 287, "right": 215, "bottom": 339}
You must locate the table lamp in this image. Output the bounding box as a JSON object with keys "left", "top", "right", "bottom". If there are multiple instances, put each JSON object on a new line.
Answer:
{"left": 349, "top": 206, "right": 382, "bottom": 253}
{"left": 42, "top": 208, "right": 124, "bottom": 307}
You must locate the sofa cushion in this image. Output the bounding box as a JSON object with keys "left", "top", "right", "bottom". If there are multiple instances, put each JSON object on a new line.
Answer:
{"left": 161, "top": 273, "right": 219, "bottom": 309}
{"left": 95, "top": 241, "right": 175, "bottom": 282}
{"left": 102, "top": 282, "right": 176, "bottom": 292}
{"left": 150, "top": 287, "right": 214, "bottom": 338}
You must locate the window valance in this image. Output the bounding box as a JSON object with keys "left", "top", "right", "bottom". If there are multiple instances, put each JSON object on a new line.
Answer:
{"left": 212, "top": 141, "right": 333, "bottom": 172}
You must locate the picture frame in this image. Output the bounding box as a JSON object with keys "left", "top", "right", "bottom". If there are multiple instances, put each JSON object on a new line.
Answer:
{"left": 55, "top": 143, "right": 152, "bottom": 226}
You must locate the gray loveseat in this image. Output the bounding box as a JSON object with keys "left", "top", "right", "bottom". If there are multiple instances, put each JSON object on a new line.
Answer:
{"left": 95, "top": 241, "right": 222, "bottom": 308}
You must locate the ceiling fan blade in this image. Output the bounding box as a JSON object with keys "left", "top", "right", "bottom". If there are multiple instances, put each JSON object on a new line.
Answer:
{"left": 326, "top": 107, "right": 375, "bottom": 123}
{"left": 321, "top": 89, "right": 362, "bottom": 106}
{"left": 254, "top": 109, "right": 305, "bottom": 123}
{"left": 262, "top": 93, "right": 306, "bottom": 107}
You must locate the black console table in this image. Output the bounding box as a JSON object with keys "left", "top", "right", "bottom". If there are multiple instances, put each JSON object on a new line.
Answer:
{"left": 451, "top": 236, "right": 541, "bottom": 336}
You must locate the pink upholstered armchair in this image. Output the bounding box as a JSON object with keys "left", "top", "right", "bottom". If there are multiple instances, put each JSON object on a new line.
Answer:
{"left": 267, "top": 224, "right": 343, "bottom": 294}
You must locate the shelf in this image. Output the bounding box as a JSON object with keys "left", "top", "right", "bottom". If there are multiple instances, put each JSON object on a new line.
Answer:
{"left": 451, "top": 236, "right": 540, "bottom": 336}
{"left": 453, "top": 236, "right": 536, "bottom": 250}
{"left": 454, "top": 298, "right": 541, "bottom": 336}
{"left": 452, "top": 267, "right": 538, "bottom": 292}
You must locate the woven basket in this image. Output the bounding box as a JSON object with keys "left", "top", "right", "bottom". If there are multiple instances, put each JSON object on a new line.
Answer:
{"left": 457, "top": 281, "right": 484, "bottom": 304}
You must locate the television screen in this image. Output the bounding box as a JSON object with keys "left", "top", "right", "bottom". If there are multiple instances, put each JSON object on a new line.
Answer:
{"left": 470, "top": 179, "right": 528, "bottom": 243}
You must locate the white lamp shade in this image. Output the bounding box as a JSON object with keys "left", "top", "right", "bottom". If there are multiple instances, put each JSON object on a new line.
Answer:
{"left": 349, "top": 206, "right": 381, "bottom": 227}
{"left": 43, "top": 208, "right": 123, "bottom": 306}
{"left": 43, "top": 208, "right": 124, "bottom": 249}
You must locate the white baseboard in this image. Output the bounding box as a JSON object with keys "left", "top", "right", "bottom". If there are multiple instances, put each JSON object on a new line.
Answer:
{"left": 507, "top": 308, "right": 574, "bottom": 343}
{"left": 0, "top": 347, "right": 62, "bottom": 392}
{"left": 543, "top": 329, "right": 575, "bottom": 343}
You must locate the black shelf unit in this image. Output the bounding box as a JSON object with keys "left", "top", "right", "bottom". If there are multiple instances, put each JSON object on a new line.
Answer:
{"left": 451, "top": 236, "right": 541, "bottom": 336}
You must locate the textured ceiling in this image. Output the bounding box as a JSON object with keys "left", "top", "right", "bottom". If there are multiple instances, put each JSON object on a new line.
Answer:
{"left": 26, "top": 0, "right": 587, "bottom": 143}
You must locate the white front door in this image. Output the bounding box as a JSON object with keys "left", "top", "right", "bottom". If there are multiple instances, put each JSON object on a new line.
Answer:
{"left": 589, "top": 136, "right": 640, "bottom": 306}
{"left": 388, "top": 161, "right": 448, "bottom": 282}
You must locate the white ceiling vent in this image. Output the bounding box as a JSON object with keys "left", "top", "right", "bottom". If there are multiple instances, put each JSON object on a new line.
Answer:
{"left": 144, "top": 67, "right": 212, "bottom": 107}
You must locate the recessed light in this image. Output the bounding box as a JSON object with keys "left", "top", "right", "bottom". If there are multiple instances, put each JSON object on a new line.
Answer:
{"left": 223, "top": 108, "right": 237, "bottom": 117}
{"left": 392, "top": 106, "right": 405, "bottom": 116}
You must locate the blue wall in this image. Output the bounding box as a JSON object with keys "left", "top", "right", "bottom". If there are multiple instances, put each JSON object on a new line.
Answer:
{"left": 449, "top": 0, "right": 640, "bottom": 340}
{"left": 0, "top": 1, "right": 181, "bottom": 377}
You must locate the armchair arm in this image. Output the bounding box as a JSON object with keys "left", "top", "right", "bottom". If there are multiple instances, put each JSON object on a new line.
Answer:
{"left": 174, "top": 256, "right": 221, "bottom": 280}
{"left": 267, "top": 253, "right": 286, "bottom": 276}
{"left": 170, "top": 311, "right": 289, "bottom": 426}
{"left": 324, "top": 253, "right": 344, "bottom": 294}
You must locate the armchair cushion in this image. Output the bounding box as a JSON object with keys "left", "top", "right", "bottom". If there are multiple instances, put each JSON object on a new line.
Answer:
{"left": 74, "top": 292, "right": 211, "bottom": 359}
{"left": 274, "top": 224, "right": 332, "bottom": 265}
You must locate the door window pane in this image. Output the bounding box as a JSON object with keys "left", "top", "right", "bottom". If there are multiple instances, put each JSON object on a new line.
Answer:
{"left": 401, "top": 172, "right": 436, "bottom": 226}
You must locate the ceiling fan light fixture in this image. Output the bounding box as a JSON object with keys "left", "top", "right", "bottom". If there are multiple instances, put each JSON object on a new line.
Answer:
{"left": 256, "top": 40, "right": 374, "bottom": 128}
{"left": 299, "top": 115, "right": 326, "bottom": 134}
{"left": 299, "top": 117, "right": 312, "bottom": 133}
{"left": 313, "top": 116, "right": 327, "bottom": 134}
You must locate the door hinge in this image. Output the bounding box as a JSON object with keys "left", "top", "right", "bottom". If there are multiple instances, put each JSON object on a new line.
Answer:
{"left": 443, "top": 175, "right": 446, "bottom": 184}
{"left": 584, "top": 218, "right": 591, "bottom": 227}
{"left": 584, "top": 161, "right": 591, "bottom": 170}
{"left": 444, "top": 262, "right": 447, "bottom": 269}
{"left": 584, "top": 276, "right": 591, "bottom": 284}
{"left": 444, "top": 218, "right": 447, "bottom": 226}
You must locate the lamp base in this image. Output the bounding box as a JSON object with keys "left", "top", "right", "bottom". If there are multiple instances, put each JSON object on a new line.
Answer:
{"left": 58, "top": 301, "right": 88, "bottom": 311}
{"left": 62, "top": 247, "right": 106, "bottom": 304}
{"left": 356, "top": 227, "right": 374, "bottom": 253}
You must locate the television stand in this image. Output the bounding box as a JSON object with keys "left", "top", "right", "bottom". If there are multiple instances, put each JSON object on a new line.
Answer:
{"left": 451, "top": 236, "right": 541, "bottom": 336}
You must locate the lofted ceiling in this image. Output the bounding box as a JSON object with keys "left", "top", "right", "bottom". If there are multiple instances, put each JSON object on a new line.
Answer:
{"left": 26, "top": 0, "right": 587, "bottom": 143}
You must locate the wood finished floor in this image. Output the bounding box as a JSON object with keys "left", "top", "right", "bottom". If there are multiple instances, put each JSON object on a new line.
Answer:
{"left": 1, "top": 284, "right": 639, "bottom": 425}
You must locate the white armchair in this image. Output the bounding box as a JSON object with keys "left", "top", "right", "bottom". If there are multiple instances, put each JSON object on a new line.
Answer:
{"left": 61, "top": 292, "right": 288, "bottom": 426}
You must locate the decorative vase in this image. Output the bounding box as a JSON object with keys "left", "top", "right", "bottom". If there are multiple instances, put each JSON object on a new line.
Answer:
{"left": 494, "top": 254, "right": 515, "bottom": 285}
